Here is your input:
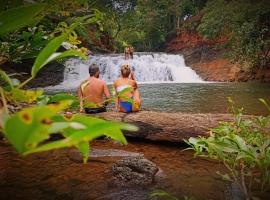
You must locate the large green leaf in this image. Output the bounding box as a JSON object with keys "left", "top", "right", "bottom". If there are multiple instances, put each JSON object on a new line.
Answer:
{"left": 23, "top": 115, "right": 138, "bottom": 158}
{"left": 31, "top": 33, "right": 67, "bottom": 77}
{"left": 32, "top": 39, "right": 87, "bottom": 77}
{"left": 3, "top": 101, "right": 72, "bottom": 153}
{"left": 0, "top": 3, "right": 46, "bottom": 35}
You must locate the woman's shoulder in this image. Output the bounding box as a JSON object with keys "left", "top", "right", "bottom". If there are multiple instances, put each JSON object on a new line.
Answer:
{"left": 114, "top": 78, "right": 122, "bottom": 86}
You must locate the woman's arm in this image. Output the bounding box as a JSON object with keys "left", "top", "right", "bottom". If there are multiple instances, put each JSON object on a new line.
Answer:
{"left": 113, "top": 82, "right": 119, "bottom": 111}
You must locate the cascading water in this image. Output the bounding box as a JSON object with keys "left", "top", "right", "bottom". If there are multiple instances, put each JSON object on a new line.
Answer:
{"left": 52, "top": 53, "right": 204, "bottom": 89}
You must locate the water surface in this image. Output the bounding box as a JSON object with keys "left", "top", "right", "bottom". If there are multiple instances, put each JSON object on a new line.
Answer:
{"left": 46, "top": 82, "right": 270, "bottom": 115}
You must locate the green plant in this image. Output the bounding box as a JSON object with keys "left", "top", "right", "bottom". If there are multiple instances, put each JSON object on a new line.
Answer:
{"left": 149, "top": 189, "right": 195, "bottom": 200}
{"left": 186, "top": 98, "right": 270, "bottom": 200}
{"left": 0, "top": 3, "right": 137, "bottom": 164}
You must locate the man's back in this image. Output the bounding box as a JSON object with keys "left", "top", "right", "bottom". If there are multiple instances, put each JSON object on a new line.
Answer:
{"left": 81, "top": 77, "right": 110, "bottom": 107}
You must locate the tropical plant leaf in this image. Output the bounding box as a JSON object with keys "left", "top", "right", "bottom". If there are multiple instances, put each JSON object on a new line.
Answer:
{"left": 76, "top": 142, "right": 90, "bottom": 164}
{"left": 149, "top": 190, "right": 178, "bottom": 200}
{"left": 34, "top": 50, "right": 87, "bottom": 74}
{"left": 0, "top": 3, "right": 46, "bottom": 35}
{"left": 23, "top": 115, "right": 137, "bottom": 156}
{"left": 11, "top": 88, "right": 43, "bottom": 103}
{"left": 31, "top": 33, "right": 67, "bottom": 77}
{"left": 259, "top": 98, "right": 270, "bottom": 112}
{"left": 3, "top": 101, "right": 72, "bottom": 153}
{"left": 0, "top": 69, "right": 13, "bottom": 91}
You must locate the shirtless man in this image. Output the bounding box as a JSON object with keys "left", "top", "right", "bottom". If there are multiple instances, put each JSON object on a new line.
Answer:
{"left": 77, "top": 64, "right": 110, "bottom": 114}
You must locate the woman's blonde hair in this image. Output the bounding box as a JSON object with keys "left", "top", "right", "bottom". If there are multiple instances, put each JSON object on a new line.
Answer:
{"left": 121, "top": 64, "right": 131, "bottom": 78}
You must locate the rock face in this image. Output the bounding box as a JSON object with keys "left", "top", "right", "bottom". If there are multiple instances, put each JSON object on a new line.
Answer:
{"left": 166, "top": 30, "right": 270, "bottom": 82}
{"left": 3, "top": 60, "right": 65, "bottom": 88}
{"left": 95, "top": 111, "right": 240, "bottom": 142}
{"left": 112, "top": 157, "right": 159, "bottom": 187}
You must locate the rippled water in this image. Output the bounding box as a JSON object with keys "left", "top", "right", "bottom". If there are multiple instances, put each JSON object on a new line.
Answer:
{"left": 139, "top": 82, "right": 270, "bottom": 115}
{"left": 46, "top": 82, "right": 270, "bottom": 115}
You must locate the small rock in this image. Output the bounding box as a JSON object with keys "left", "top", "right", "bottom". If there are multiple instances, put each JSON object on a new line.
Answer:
{"left": 112, "top": 156, "right": 159, "bottom": 187}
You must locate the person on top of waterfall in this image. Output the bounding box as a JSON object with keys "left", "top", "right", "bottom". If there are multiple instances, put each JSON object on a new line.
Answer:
{"left": 77, "top": 64, "right": 110, "bottom": 114}
{"left": 124, "top": 45, "right": 134, "bottom": 60}
{"left": 128, "top": 45, "right": 134, "bottom": 59}
{"left": 114, "top": 64, "right": 141, "bottom": 113}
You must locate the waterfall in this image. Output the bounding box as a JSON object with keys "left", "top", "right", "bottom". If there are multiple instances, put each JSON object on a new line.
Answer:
{"left": 52, "top": 53, "right": 204, "bottom": 89}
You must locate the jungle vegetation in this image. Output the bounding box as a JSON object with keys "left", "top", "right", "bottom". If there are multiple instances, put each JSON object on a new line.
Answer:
{"left": 1, "top": 0, "right": 269, "bottom": 69}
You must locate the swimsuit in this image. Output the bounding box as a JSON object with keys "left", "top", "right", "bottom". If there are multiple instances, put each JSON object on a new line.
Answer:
{"left": 116, "top": 85, "right": 135, "bottom": 113}
{"left": 84, "top": 106, "right": 106, "bottom": 114}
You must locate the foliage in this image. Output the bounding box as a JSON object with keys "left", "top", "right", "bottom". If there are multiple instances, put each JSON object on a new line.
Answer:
{"left": 3, "top": 100, "right": 136, "bottom": 163}
{"left": 0, "top": 2, "right": 137, "bottom": 164}
{"left": 0, "top": 3, "right": 46, "bottom": 35}
{"left": 186, "top": 98, "right": 270, "bottom": 200}
{"left": 198, "top": 0, "right": 270, "bottom": 69}
{"left": 149, "top": 189, "right": 195, "bottom": 200}
{"left": 0, "top": 0, "right": 103, "bottom": 64}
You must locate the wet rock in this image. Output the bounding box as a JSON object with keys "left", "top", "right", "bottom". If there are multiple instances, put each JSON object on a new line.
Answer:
{"left": 112, "top": 157, "right": 159, "bottom": 187}
{"left": 95, "top": 111, "right": 252, "bottom": 142}
{"left": 3, "top": 60, "right": 65, "bottom": 88}
{"left": 68, "top": 148, "right": 144, "bottom": 163}
{"left": 95, "top": 188, "right": 149, "bottom": 200}
{"left": 89, "top": 149, "right": 143, "bottom": 158}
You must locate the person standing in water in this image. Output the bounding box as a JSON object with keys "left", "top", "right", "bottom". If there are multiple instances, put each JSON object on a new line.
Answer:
{"left": 124, "top": 45, "right": 134, "bottom": 60}
{"left": 124, "top": 46, "right": 130, "bottom": 60}
{"left": 77, "top": 64, "right": 110, "bottom": 114}
{"left": 114, "top": 64, "right": 141, "bottom": 113}
{"left": 129, "top": 45, "right": 134, "bottom": 59}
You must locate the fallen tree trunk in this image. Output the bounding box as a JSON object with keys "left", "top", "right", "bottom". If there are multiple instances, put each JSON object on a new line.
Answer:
{"left": 94, "top": 111, "right": 242, "bottom": 143}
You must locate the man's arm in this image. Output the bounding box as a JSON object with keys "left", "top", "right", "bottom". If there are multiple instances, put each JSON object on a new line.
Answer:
{"left": 77, "top": 86, "right": 84, "bottom": 113}
{"left": 103, "top": 82, "right": 111, "bottom": 106}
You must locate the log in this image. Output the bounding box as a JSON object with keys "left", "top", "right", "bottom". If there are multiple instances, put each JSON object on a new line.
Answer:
{"left": 94, "top": 111, "right": 241, "bottom": 143}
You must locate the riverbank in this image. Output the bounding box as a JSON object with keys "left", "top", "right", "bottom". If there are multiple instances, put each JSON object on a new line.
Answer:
{"left": 0, "top": 139, "right": 228, "bottom": 200}
{"left": 166, "top": 31, "right": 270, "bottom": 82}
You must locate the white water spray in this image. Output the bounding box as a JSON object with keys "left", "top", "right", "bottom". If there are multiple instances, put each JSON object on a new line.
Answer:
{"left": 51, "top": 53, "right": 204, "bottom": 89}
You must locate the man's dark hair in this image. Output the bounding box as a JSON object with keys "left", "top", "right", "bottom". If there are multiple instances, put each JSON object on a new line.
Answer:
{"left": 89, "top": 64, "right": 100, "bottom": 76}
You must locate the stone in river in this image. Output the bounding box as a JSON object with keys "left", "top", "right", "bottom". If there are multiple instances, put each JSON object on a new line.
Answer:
{"left": 112, "top": 156, "right": 159, "bottom": 187}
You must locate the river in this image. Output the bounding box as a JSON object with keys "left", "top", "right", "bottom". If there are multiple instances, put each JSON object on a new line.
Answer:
{"left": 46, "top": 53, "right": 270, "bottom": 115}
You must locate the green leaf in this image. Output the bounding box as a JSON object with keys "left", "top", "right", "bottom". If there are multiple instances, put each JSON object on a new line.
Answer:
{"left": 23, "top": 114, "right": 136, "bottom": 156}
{"left": 3, "top": 101, "right": 72, "bottom": 153}
{"left": 11, "top": 88, "right": 43, "bottom": 103}
{"left": 259, "top": 98, "right": 270, "bottom": 113}
{"left": 149, "top": 190, "right": 178, "bottom": 200}
{"left": 43, "top": 50, "right": 87, "bottom": 67}
{"left": 0, "top": 3, "right": 46, "bottom": 35}
{"left": 76, "top": 142, "right": 90, "bottom": 164}
{"left": 48, "top": 93, "right": 78, "bottom": 103}
{"left": 0, "top": 69, "right": 14, "bottom": 91}
{"left": 31, "top": 33, "right": 67, "bottom": 77}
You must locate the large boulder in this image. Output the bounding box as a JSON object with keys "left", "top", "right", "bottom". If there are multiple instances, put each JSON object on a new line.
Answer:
{"left": 95, "top": 111, "right": 243, "bottom": 142}
{"left": 112, "top": 157, "right": 159, "bottom": 187}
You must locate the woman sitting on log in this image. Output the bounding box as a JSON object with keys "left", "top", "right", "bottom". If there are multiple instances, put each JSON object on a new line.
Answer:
{"left": 114, "top": 64, "right": 141, "bottom": 113}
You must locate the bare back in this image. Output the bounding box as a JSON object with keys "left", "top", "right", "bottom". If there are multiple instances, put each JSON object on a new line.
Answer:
{"left": 78, "top": 77, "right": 110, "bottom": 107}
{"left": 114, "top": 78, "right": 137, "bottom": 98}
